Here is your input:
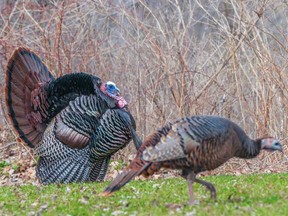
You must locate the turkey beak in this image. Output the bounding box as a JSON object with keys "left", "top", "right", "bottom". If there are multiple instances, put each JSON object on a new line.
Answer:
{"left": 279, "top": 145, "right": 283, "bottom": 153}
{"left": 114, "top": 86, "right": 120, "bottom": 96}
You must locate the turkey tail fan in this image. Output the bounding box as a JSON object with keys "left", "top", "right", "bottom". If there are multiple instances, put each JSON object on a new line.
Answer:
{"left": 101, "top": 162, "right": 150, "bottom": 196}
{"left": 5, "top": 47, "right": 54, "bottom": 148}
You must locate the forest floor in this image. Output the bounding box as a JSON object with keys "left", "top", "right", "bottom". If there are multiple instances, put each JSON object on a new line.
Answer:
{"left": 1, "top": 140, "right": 287, "bottom": 187}
{"left": 0, "top": 173, "right": 287, "bottom": 215}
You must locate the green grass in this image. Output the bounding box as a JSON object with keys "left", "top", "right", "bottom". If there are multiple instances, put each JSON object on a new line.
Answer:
{"left": 0, "top": 173, "right": 287, "bottom": 215}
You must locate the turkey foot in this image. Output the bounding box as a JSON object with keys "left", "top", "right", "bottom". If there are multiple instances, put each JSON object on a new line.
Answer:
{"left": 195, "top": 178, "right": 217, "bottom": 200}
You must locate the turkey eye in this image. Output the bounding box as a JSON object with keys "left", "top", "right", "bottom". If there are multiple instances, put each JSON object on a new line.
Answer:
{"left": 274, "top": 142, "right": 280, "bottom": 146}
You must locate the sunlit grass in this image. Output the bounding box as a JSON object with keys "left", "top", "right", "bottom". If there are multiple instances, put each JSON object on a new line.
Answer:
{"left": 0, "top": 173, "right": 287, "bottom": 215}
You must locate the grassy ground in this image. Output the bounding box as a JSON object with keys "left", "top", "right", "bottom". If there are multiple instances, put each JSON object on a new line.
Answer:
{"left": 0, "top": 173, "right": 287, "bottom": 215}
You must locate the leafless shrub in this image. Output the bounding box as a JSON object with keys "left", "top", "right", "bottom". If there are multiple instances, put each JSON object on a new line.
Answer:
{"left": 0, "top": 0, "right": 287, "bottom": 183}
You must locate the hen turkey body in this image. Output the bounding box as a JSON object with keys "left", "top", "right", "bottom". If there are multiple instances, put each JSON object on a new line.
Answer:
{"left": 102, "top": 115, "right": 283, "bottom": 204}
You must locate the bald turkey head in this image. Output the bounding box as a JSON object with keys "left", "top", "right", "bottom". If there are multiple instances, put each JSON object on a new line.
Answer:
{"left": 99, "top": 81, "right": 127, "bottom": 109}
{"left": 260, "top": 138, "right": 283, "bottom": 152}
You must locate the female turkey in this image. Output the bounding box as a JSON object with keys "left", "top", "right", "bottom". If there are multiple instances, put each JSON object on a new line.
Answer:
{"left": 101, "top": 115, "right": 283, "bottom": 205}
{"left": 5, "top": 47, "right": 142, "bottom": 183}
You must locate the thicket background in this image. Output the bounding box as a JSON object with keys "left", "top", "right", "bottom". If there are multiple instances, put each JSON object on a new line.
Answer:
{"left": 0, "top": 0, "right": 287, "bottom": 185}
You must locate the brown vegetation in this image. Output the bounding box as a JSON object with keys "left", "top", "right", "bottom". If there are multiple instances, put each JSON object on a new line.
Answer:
{"left": 0, "top": 0, "right": 287, "bottom": 185}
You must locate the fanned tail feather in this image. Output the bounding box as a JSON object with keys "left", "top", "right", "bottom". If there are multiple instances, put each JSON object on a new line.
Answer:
{"left": 101, "top": 162, "right": 150, "bottom": 196}
{"left": 5, "top": 47, "right": 54, "bottom": 148}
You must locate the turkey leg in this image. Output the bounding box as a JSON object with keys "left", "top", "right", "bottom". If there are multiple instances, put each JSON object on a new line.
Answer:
{"left": 195, "top": 178, "right": 217, "bottom": 200}
{"left": 186, "top": 171, "right": 197, "bottom": 205}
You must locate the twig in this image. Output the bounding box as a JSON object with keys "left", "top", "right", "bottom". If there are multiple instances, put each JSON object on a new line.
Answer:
{"left": 191, "top": 6, "right": 266, "bottom": 104}
{"left": 0, "top": 142, "right": 17, "bottom": 151}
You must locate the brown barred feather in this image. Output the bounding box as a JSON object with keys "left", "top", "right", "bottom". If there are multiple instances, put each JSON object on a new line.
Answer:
{"left": 5, "top": 47, "right": 53, "bottom": 148}
{"left": 101, "top": 116, "right": 282, "bottom": 205}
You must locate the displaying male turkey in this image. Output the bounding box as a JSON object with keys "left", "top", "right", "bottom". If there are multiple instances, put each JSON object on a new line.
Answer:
{"left": 5, "top": 47, "right": 142, "bottom": 184}
{"left": 101, "top": 115, "right": 283, "bottom": 205}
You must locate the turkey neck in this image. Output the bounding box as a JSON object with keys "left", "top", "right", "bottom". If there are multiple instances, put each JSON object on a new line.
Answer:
{"left": 235, "top": 137, "right": 261, "bottom": 159}
{"left": 45, "top": 73, "right": 98, "bottom": 119}
{"left": 229, "top": 123, "right": 261, "bottom": 159}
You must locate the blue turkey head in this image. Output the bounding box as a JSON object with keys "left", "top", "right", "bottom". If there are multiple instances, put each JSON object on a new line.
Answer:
{"left": 106, "top": 81, "right": 120, "bottom": 96}
{"left": 99, "top": 80, "right": 127, "bottom": 108}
